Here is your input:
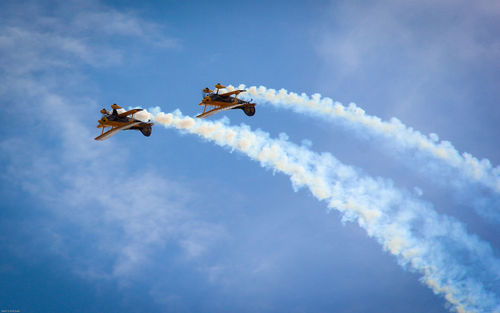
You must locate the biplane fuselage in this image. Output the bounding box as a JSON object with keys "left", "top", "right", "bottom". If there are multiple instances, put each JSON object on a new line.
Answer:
{"left": 197, "top": 84, "right": 256, "bottom": 118}
{"left": 95, "top": 104, "right": 153, "bottom": 141}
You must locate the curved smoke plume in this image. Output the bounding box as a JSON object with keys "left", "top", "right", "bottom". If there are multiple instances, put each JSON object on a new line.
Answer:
{"left": 225, "top": 84, "right": 500, "bottom": 222}
{"left": 137, "top": 108, "right": 500, "bottom": 313}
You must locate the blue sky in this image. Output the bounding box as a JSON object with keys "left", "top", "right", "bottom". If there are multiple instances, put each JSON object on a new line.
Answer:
{"left": 1, "top": 1, "right": 499, "bottom": 312}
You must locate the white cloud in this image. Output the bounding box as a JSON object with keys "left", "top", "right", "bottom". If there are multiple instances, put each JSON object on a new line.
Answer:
{"left": 316, "top": 0, "right": 500, "bottom": 74}
{"left": 0, "top": 89, "right": 227, "bottom": 280}
{"left": 0, "top": 0, "right": 180, "bottom": 73}
{"left": 312, "top": 0, "right": 500, "bottom": 127}
{"left": 0, "top": 0, "right": 215, "bottom": 282}
{"left": 72, "top": 10, "right": 181, "bottom": 49}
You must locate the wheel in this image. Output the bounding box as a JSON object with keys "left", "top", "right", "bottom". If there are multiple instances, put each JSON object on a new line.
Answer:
{"left": 140, "top": 125, "right": 152, "bottom": 137}
{"left": 243, "top": 106, "right": 255, "bottom": 116}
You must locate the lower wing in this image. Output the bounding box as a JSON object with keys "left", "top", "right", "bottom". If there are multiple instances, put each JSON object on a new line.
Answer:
{"left": 196, "top": 103, "right": 243, "bottom": 118}
{"left": 94, "top": 121, "right": 141, "bottom": 141}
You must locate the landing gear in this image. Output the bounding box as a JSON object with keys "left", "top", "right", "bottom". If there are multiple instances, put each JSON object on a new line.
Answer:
{"left": 243, "top": 106, "right": 255, "bottom": 116}
{"left": 140, "top": 125, "right": 152, "bottom": 137}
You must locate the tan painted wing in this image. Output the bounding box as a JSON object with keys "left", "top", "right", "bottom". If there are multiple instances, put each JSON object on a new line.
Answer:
{"left": 117, "top": 109, "right": 143, "bottom": 118}
{"left": 94, "top": 121, "right": 142, "bottom": 141}
{"left": 218, "top": 90, "right": 245, "bottom": 97}
{"left": 196, "top": 103, "right": 243, "bottom": 118}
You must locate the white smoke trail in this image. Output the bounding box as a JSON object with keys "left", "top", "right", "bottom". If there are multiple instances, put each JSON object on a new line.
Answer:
{"left": 144, "top": 108, "right": 500, "bottom": 313}
{"left": 226, "top": 84, "right": 500, "bottom": 196}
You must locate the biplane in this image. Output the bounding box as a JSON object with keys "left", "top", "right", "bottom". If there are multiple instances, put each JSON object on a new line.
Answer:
{"left": 196, "top": 83, "right": 256, "bottom": 118}
{"left": 94, "top": 104, "right": 154, "bottom": 141}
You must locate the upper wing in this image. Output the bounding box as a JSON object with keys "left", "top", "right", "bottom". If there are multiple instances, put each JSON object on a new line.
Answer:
{"left": 218, "top": 90, "right": 245, "bottom": 97}
{"left": 117, "top": 108, "right": 143, "bottom": 118}
{"left": 94, "top": 121, "right": 142, "bottom": 141}
{"left": 196, "top": 103, "right": 243, "bottom": 118}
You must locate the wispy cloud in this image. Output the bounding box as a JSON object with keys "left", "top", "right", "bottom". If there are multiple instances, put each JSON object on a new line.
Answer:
{"left": 72, "top": 10, "right": 181, "bottom": 49}
{"left": 0, "top": 83, "right": 227, "bottom": 281}
{"left": 0, "top": 0, "right": 180, "bottom": 73}
{"left": 315, "top": 0, "right": 500, "bottom": 75}
{"left": 0, "top": 0, "right": 211, "bottom": 282}
{"left": 311, "top": 0, "right": 500, "bottom": 152}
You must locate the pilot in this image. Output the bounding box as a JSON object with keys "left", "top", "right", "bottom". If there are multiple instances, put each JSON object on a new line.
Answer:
{"left": 110, "top": 104, "right": 122, "bottom": 116}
